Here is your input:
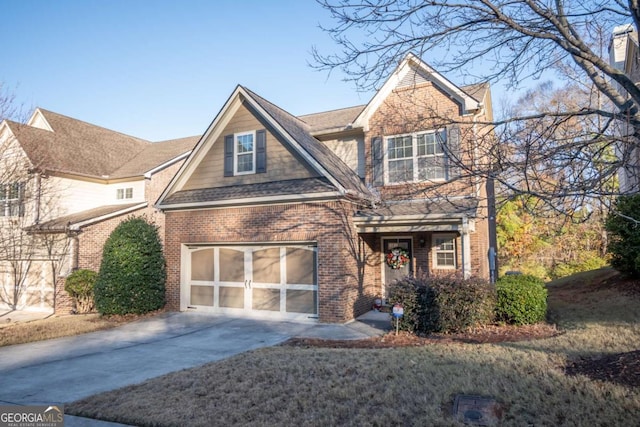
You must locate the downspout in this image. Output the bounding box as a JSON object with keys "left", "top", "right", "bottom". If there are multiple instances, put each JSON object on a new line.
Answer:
{"left": 461, "top": 217, "right": 472, "bottom": 279}
{"left": 472, "top": 101, "right": 498, "bottom": 283}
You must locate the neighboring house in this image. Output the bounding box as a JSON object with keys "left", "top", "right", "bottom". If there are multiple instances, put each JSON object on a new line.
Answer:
{"left": 610, "top": 24, "right": 640, "bottom": 193}
{"left": 156, "top": 54, "right": 497, "bottom": 323}
{"left": 0, "top": 108, "right": 196, "bottom": 313}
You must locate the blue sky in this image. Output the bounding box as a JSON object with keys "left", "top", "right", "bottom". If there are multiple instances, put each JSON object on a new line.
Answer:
{"left": 3, "top": 0, "right": 513, "bottom": 141}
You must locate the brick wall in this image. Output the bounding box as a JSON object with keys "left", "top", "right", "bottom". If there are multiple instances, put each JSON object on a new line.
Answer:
{"left": 165, "top": 200, "right": 379, "bottom": 323}
{"left": 361, "top": 81, "right": 493, "bottom": 280}
{"left": 53, "top": 162, "right": 184, "bottom": 314}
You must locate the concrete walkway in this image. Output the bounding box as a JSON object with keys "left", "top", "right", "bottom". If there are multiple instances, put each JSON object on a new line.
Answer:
{"left": 0, "top": 311, "right": 390, "bottom": 426}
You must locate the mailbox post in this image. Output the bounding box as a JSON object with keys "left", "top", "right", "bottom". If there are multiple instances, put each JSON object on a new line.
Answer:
{"left": 392, "top": 303, "right": 404, "bottom": 335}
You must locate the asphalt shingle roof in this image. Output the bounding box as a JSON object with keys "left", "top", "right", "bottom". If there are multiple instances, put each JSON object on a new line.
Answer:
{"left": 242, "top": 87, "right": 374, "bottom": 201}
{"left": 163, "top": 177, "right": 336, "bottom": 205}
{"left": 7, "top": 109, "right": 194, "bottom": 179}
{"left": 28, "top": 203, "right": 144, "bottom": 232}
{"left": 355, "top": 198, "right": 479, "bottom": 219}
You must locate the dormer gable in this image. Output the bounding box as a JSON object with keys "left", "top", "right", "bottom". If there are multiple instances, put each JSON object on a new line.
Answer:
{"left": 27, "top": 108, "right": 54, "bottom": 132}
{"left": 353, "top": 53, "right": 482, "bottom": 131}
{"left": 157, "top": 86, "right": 374, "bottom": 210}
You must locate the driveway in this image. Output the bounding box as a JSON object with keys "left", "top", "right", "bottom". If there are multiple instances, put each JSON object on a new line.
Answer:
{"left": 0, "top": 311, "right": 388, "bottom": 425}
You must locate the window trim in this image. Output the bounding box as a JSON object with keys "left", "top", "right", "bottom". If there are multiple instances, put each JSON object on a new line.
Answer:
{"left": 0, "top": 182, "right": 25, "bottom": 217}
{"left": 432, "top": 233, "right": 457, "bottom": 269}
{"left": 234, "top": 131, "right": 256, "bottom": 175}
{"left": 384, "top": 129, "right": 447, "bottom": 184}
{"left": 116, "top": 187, "right": 134, "bottom": 200}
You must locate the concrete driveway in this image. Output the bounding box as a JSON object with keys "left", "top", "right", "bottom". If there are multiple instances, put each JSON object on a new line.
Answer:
{"left": 0, "top": 311, "right": 388, "bottom": 425}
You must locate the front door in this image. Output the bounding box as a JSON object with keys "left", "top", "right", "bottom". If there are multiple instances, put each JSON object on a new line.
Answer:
{"left": 382, "top": 237, "right": 413, "bottom": 297}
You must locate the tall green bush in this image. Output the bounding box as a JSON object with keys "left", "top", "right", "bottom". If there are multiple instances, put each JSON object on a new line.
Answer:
{"left": 387, "top": 274, "right": 495, "bottom": 334}
{"left": 495, "top": 274, "right": 547, "bottom": 325}
{"left": 64, "top": 269, "right": 97, "bottom": 313}
{"left": 606, "top": 194, "right": 640, "bottom": 277}
{"left": 94, "top": 216, "right": 166, "bottom": 315}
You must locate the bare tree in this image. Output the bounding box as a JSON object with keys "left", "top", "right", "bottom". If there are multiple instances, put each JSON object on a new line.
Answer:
{"left": 314, "top": 1, "right": 639, "bottom": 212}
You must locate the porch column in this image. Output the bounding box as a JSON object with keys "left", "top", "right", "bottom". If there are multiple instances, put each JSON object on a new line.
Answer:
{"left": 461, "top": 217, "right": 471, "bottom": 278}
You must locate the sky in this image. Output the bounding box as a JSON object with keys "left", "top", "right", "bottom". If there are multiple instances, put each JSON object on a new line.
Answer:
{"left": 1, "top": 0, "right": 516, "bottom": 142}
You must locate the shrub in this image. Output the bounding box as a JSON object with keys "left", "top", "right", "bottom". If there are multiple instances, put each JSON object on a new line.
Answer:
{"left": 606, "top": 194, "right": 640, "bottom": 277}
{"left": 386, "top": 275, "right": 423, "bottom": 332}
{"left": 423, "top": 275, "right": 496, "bottom": 333}
{"left": 94, "top": 216, "right": 166, "bottom": 315}
{"left": 387, "top": 274, "right": 495, "bottom": 334}
{"left": 64, "top": 269, "right": 97, "bottom": 313}
{"left": 495, "top": 274, "right": 547, "bottom": 325}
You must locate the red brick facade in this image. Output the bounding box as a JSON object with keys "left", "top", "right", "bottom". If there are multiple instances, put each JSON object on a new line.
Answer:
{"left": 164, "top": 200, "right": 378, "bottom": 323}
{"left": 53, "top": 162, "right": 184, "bottom": 314}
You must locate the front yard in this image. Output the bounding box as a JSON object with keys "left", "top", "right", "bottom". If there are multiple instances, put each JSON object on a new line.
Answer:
{"left": 67, "top": 268, "right": 640, "bottom": 426}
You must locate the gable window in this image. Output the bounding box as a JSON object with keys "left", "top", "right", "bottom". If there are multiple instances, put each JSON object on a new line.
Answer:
{"left": 0, "top": 182, "right": 25, "bottom": 217}
{"left": 116, "top": 187, "right": 133, "bottom": 200}
{"left": 433, "top": 234, "right": 457, "bottom": 269}
{"left": 385, "top": 129, "right": 448, "bottom": 184}
{"left": 224, "top": 129, "right": 267, "bottom": 177}
{"left": 235, "top": 131, "right": 255, "bottom": 174}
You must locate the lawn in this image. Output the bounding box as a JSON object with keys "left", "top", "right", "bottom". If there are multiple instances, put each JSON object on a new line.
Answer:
{"left": 0, "top": 311, "right": 162, "bottom": 347}
{"left": 67, "top": 268, "right": 640, "bottom": 426}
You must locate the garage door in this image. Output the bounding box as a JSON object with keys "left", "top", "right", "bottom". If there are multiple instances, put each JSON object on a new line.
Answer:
{"left": 181, "top": 245, "right": 318, "bottom": 321}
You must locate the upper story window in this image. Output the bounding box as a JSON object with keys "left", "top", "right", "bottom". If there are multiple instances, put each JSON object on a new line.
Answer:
{"left": 0, "top": 182, "right": 25, "bottom": 217}
{"left": 224, "top": 129, "right": 267, "bottom": 177}
{"left": 386, "top": 129, "right": 447, "bottom": 184}
{"left": 116, "top": 187, "right": 133, "bottom": 200}
{"left": 235, "top": 131, "right": 255, "bottom": 174}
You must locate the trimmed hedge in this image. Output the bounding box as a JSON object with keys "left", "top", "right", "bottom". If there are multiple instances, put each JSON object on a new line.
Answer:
{"left": 387, "top": 274, "right": 496, "bottom": 333}
{"left": 495, "top": 274, "right": 547, "bottom": 325}
{"left": 64, "top": 269, "right": 97, "bottom": 313}
{"left": 94, "top": 216, "right": 166, "bottom": 315}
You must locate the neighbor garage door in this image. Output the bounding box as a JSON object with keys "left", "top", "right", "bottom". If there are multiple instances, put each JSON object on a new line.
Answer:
{"left": 181, "top": 244, "right": 318, "bottom": 321}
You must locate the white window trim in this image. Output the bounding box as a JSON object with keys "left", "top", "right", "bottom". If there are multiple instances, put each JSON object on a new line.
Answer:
{"left": 234, "top": 131, "right": 256, "bottom": 175}
{"left": 432, "top": 233, "right": 457, "bottom": 269}
{"left": 384, "top": 129, "right": 446, "bottom": 184}
{"left": 116, "top": 187, "right": 134, "bottom": 200}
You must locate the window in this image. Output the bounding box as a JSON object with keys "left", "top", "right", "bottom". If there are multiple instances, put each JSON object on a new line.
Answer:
{"left": 235, "top": 131, "right": 255, "bottom": 174}
{"left": 224, "top": 130, "right": 267, "bottom": 177}
{"left": 116, "top": 187, "right": 133, "bottom": 200}
{"left": 0, "top": 182, "right": 25, "bottom": 217}
{"left": 385, "top": 129, "right": 447, "bottom": 184}
{"left": 433, "top": 234, "right": 456, "bottom": 268}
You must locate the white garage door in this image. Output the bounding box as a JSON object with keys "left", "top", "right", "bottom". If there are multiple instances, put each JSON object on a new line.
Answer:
{"left": 181, "top": 245, "right": 318, "bottom": 321}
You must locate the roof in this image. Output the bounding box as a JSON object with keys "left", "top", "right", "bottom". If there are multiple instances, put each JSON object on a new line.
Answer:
{"left": 6, "top": 109, "right": 194, "bottom": 179}
{"left": 461, "top": 82, "right": 489, "bottom": 104}
{"left": 355, "top": 198, "right": 479, "bottom": 218}
{"left": 298, "top": 105, "right": 365, "bottom": 134}
{"left": 162, "top": 177, "right": 337, "bottom": 207}
{"left": 111, "top": 135, "right": 199, "bottom": 178}
{"left": 242, "top": 87, "right": 373, "bottom": 200}
{"left": 28, "top": 203, "right": 146, "bottom": 232}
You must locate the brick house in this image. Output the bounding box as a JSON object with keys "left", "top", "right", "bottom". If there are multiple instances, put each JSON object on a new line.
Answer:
{"left": 610, "top": 24, "right": 640, "bottom": 193}
{"left": 156, "top": 54, "right": 497, "bottom": 323}
{"left": 0, "top": 108, "right": 196, "bottom": 313}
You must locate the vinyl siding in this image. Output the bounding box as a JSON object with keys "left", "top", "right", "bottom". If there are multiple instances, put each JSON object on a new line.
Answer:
{"left": 183, "top": 104, "right": 318, "bottom": 191}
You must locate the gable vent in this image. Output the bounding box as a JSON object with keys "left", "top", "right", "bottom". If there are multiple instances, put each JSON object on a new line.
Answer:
{"left": 398, "top": 68, "right": 430, "bottom": 88}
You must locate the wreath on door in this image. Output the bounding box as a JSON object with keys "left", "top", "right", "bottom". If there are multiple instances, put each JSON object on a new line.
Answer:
{"left": 385, "top": 247, "right": 410, "bottom": 269}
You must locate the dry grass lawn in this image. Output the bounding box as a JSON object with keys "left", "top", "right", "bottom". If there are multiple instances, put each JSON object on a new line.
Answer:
{"left": 68, "top": 268, "right": 640, "bottom": 426}
{"left": 0, "top": 311, "right": 162, "bottom": 347}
